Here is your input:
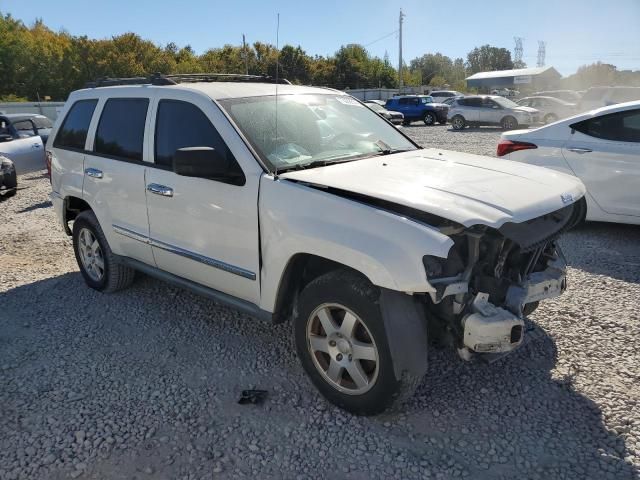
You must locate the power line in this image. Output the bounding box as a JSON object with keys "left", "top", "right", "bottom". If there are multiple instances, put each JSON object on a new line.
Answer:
{"left": 363, "top": 29, "right": 399, "bottom": 48}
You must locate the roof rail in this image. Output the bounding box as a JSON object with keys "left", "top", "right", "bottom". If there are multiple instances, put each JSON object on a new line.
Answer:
{"left": 84, "top": 73, "right": 291, "bottom": 88}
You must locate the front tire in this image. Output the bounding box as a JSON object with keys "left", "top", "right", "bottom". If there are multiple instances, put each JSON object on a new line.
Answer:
{"left": 451, "top": 115, "right": 466, "bottom": 130}
{"left": 294, "top": 270, "right": 409, "bottom": 415}
{"left": 544, "top": 113, "right": 558, "bottom": 124}
{"left": 423, "top": 111, "right": 436, "bottom": 125}
{"left": 72, "top": 210, "right": 135, "bottom": 292}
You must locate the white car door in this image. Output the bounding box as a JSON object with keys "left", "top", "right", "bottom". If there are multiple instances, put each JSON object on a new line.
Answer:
{"left": 563, "top": 108, "right": 640, "bottom": 217}
{"left": 145, "top": 90, "right": 262, "bottom": 304}
{"left": 0, "top": 118, "right": 45, "bottom": 174}
{"left": 82, "top": 95, "right": 155, "bottom": 265}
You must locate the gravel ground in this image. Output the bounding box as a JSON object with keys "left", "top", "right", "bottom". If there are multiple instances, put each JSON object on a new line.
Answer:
{"left": 1, "top": 126, "right": 639, "bottom": 480}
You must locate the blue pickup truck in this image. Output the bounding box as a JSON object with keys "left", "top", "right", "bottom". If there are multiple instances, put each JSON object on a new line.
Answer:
{"left": 385, "top": 95, "right": 449, "bottom": 126}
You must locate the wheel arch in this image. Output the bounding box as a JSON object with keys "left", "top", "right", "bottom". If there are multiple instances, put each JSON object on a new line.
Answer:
{"left": 62, "top": 195, "right": 93, "bottom": 235}
{"left": 272, "top": 253, "right": 371, "bottom": 324}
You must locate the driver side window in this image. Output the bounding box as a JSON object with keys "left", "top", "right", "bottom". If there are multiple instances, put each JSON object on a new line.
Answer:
{"left": 154, "top": 99, "right": 245, "bottom": 185}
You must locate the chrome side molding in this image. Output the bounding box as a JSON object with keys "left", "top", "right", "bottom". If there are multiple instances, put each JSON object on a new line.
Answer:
{"left": 112, "top": 224, "right": 256, "bottom": 280}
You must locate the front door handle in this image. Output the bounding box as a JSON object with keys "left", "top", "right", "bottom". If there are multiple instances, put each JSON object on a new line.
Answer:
{"left": 147, "top": 183, "right": 174, "bottom": 197}
{"left": 567, "top": 147, "right": 592, "bottom": 154}
{"left": 85, "top": 168, "right": 103, "bottom": 179}
{"left": 32, "top": 143, "right": 42, "bottom": 149}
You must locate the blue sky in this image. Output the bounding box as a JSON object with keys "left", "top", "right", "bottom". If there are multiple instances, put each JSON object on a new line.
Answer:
{"left": 2, "top": 0, "right": 639, "bottom": 76}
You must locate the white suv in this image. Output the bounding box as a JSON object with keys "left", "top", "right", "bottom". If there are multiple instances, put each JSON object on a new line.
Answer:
{"left": 49, "top": 74, "right": 586, "bottom": 414}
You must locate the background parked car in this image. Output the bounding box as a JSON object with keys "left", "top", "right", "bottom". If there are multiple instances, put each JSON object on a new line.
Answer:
{"left": 0, "top": 115, "right": 46, "bottom": 174}
{"left": 385, "top": 95, "right": 448, "bottom": 125}
{"left": 578, "top": 86, "right": 640, "bottom": 111}
{"left": 363, "top": 99, "right": 387, "bottom": 106}
{"left": 533, "top": 90, "right": 582, "bottom": 103}
{"left": 497, "top": 101, "right": 640, "bottom": 225}
{"left": 0, "top": 155, "right": 17, "bottom": 198}
{"left": 429, "top": 90, "right": 463, "bottom": 103}
{"left": 363, "top": 101, "right": 404, "bottom": 124}
{"left": 448, "top": 95, "right": 539, "bottom": 130}
{"left": 517, "top": 96, "right": 578, "bottom": 123}
{"left": 0, "top": 113, "right": 53, "bottom": 144}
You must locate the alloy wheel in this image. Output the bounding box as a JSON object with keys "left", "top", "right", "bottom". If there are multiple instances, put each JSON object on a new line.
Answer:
{"left": 306, "top": 303, "right": 379, "bottom": 395}
{"left": 78, "top": 227, "right": 105, "bottom": 281}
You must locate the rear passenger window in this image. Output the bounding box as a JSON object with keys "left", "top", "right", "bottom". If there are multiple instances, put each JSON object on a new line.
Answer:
{"left": 154, "top": 100, "right": 244, "bottom": 184}
{"left": 572, "top": 109, "right": 640, "bottom": 143}
{"left": 54, "top": 99, "right": 98, "bottom": 150}
{"left": 94, "top": 98, "right": 148, "bottom": 161}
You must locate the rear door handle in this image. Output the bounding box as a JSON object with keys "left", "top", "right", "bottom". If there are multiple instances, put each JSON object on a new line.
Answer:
{"left": 147, "top": 183, "right": 174, "bottom": 197}
{"left": 567, "top": 147, "right": 592, "bottom": 154}
{"left": 85, "top": 168, "right": 103, "bottom": 179}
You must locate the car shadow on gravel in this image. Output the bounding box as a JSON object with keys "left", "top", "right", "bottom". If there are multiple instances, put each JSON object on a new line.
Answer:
{"left": 400, "top": 326, "right": 638, "bottom": 479}
{"left": 561, "top": 222, "right": 640, "bottom": 283}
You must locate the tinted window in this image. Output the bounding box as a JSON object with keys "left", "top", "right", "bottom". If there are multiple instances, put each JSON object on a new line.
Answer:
{"left": 94, "top": 98, "right": 148, "bottom": 161}
{"left": 398, "top": 98, "right": 409, "bottom": 105}
{"left": 154, "top": 100, "right": 244, "bottom": 184}
{"left": 460, "top": 98, "right": 482, "bottom": 107}
{"left": 12, "top": 120, "right": 35, "bottom": 133}
{"left": 572, "top": 109, "right": 640, "bottom": 143}
{"left": 54, "top": 99, "right": 98, "bottom": 150}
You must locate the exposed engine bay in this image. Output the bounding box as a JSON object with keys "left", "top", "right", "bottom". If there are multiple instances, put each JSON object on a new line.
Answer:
{"left": 422, "top": 197, "right": 586, "bottom": 359}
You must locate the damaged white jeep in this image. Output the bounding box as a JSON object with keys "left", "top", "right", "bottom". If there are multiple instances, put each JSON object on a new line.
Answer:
{"left": 49, "top": 75, "right": 586, "bottom": 415}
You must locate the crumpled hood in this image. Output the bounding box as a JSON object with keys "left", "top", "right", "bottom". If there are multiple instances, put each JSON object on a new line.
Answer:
{"left": 279, "top": 149, "right": 586, "bottom": 228}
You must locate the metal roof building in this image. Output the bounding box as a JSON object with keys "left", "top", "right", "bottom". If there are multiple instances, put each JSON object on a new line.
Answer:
{"left": 466, "top": 66, "right": 561, "bottom": 89}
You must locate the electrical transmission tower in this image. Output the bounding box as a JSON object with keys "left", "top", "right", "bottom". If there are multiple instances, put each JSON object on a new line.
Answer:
{"left": 514, "top": 37, "right": 524, "bottom": 65}
{"left": 537, "top": 41, "right": 546, "bottom": 67}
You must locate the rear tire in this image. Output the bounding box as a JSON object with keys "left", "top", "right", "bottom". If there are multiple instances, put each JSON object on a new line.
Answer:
{"left": 544, "top": 113, "right": 558, "bottom": 124}
{"left": 72, "top": 210, "right": 135, "bottom": 293}
{"left": 294, "top": 270, "right": 413, "bottom": 415}
{"left": 501, "top": 116, "right": 518, "bottom": 130}
{"left": 451, "top": 115, "right": 466, "bottom": 130}
{"left": 423, "top": 112, "right": 436, "bottom": 125}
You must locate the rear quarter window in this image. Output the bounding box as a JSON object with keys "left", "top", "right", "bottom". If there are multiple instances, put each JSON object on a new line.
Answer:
{"left": 572, "top": 109, "right": 640, "bottom": 143}
{"left": 53, "top": 99, "right": 98, "bottom": 150}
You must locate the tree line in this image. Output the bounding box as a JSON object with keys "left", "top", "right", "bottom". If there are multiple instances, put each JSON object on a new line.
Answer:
{"left": 1, "top": 13, "right": 638, "bottom": 102}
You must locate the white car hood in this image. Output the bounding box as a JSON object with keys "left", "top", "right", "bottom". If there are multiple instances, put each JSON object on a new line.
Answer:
{"left": 279, "top": 149, "right": 586, "bottom": 228}
{"left": 513, "top": 106, "right": 538, "bottom": 114}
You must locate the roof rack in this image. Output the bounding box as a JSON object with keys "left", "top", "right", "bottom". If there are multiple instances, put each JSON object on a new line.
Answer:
{"left": 85, "top": 73, "right": 291, "bottom": 88}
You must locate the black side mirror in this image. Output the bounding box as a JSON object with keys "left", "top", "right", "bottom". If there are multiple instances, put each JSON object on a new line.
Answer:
{"left": 172, "top": 147, "right": 229, "bottom": 178}
{"left": 0, "top": 133, "right": 12, "bottom": 143}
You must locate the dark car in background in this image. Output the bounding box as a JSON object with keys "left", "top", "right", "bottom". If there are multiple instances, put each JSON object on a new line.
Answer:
{"left": 364, "top": 101, "right": 404, "bottom": 124}
{"left": 385, "top": 95, "right": 448, "bottom": 125}
{"left": 0, "top": 155, "right": 17, "bottom": 198}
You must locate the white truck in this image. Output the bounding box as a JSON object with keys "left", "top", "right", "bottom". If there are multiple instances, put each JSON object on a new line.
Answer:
{"left": 49, "top": 74, "right": 586, "bottom": 414}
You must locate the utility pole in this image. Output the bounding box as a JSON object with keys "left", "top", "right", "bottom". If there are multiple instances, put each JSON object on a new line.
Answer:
{"left": 242, "top": 34, "right": 249, "bottom": 75}
{"left": 398, "top": 8, "right": 405, "bottom": 89}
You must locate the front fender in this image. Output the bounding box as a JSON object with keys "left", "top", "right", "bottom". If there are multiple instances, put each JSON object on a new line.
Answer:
{"left": 258, "top": 176, "right": 454, "bottom": 312}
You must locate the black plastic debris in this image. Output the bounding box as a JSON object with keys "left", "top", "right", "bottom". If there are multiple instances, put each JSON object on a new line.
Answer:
{"left": 238, "top": 389, "right": 268, "bottom": 405}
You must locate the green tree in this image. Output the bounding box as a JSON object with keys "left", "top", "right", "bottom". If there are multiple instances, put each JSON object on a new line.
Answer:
{"left": 466, "top": 45, "right": 514, "bottom": 74}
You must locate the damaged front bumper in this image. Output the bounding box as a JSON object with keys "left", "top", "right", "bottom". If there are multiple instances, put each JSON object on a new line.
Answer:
{"left": 429, "top": 249, "right": 567, "bottom": 357}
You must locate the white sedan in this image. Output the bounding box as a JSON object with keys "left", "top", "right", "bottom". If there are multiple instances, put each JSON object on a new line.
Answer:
{"left": 497, "top": 101, "right": 640, "bottom": 225}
